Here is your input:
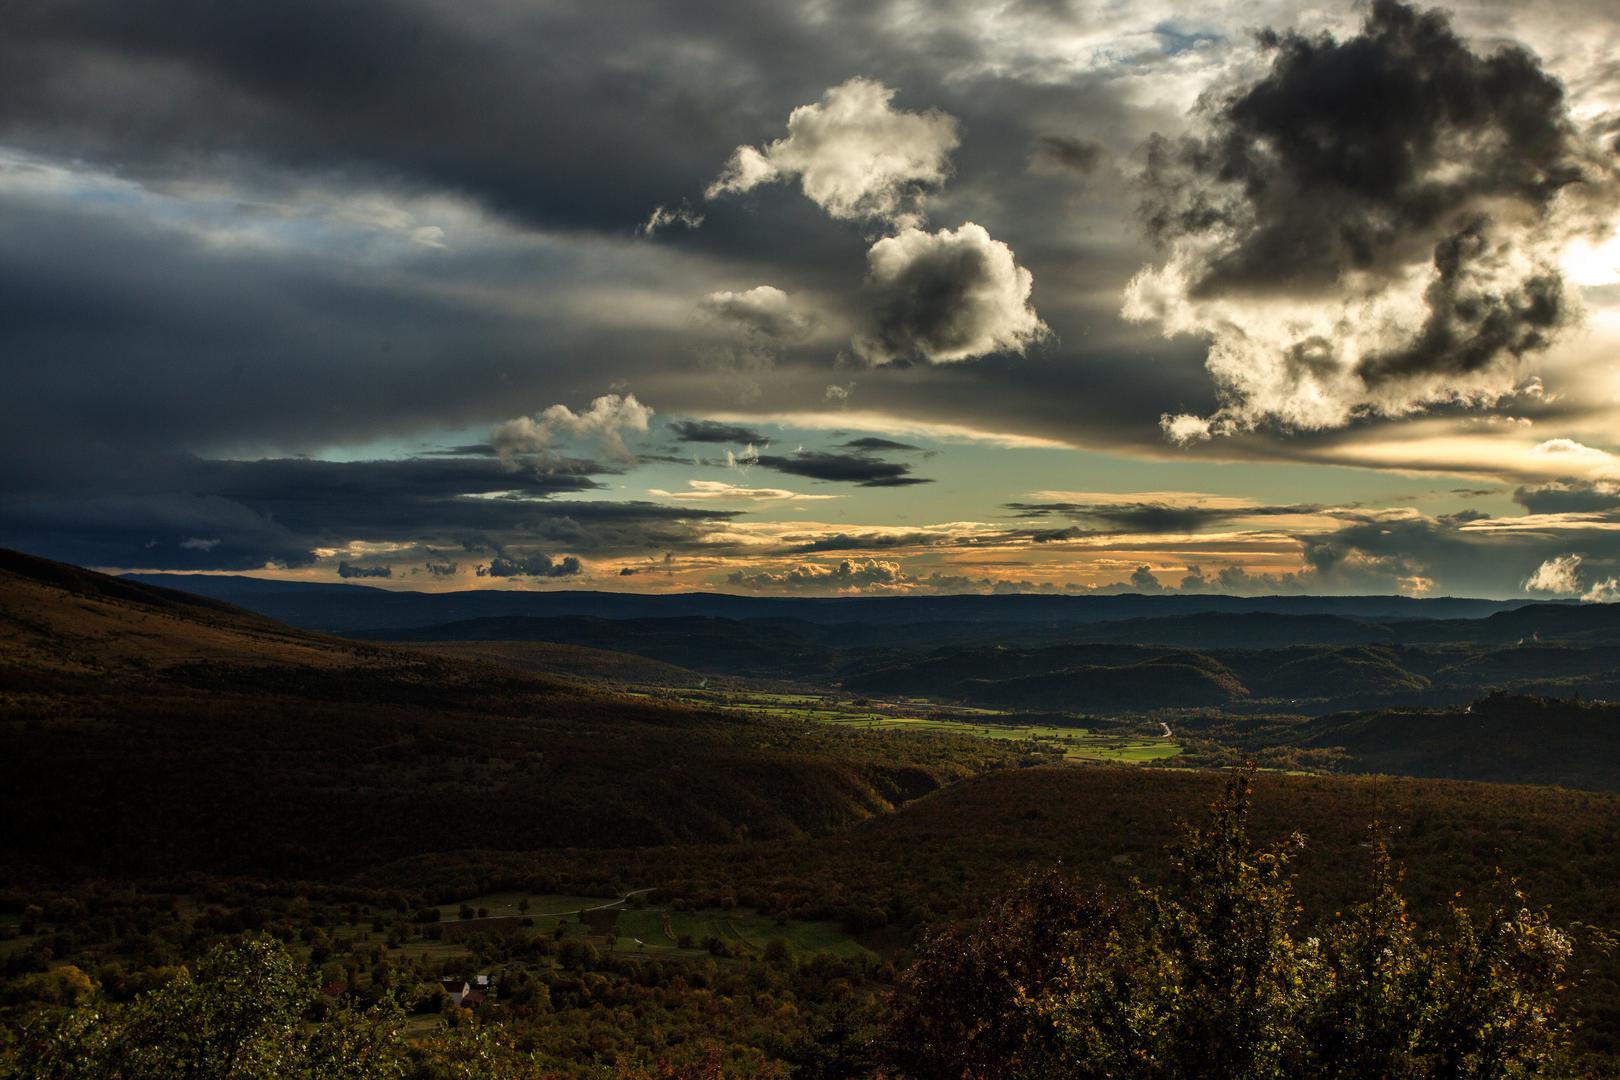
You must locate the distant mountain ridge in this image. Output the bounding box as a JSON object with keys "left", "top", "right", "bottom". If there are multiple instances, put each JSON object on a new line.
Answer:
{"left": 123, "top": 572, "right": 1539, "bottom": 632}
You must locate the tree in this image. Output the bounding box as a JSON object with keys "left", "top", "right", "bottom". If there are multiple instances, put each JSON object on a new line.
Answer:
{"left": 7, "top": 936, "right": 406, "bottom": 1080}
{"left": 886, "top": 768, "right": 1573, "bottom": 1079}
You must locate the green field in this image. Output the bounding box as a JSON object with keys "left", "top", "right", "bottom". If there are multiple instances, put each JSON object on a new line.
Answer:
{"left": 668, "top": 688, "right": 1182, "bottom": 764}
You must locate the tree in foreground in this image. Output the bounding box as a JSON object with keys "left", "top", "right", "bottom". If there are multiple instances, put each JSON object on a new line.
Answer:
{"left": 885, "top": 768, "right": 1573, "bottom": 1079}
{"left": 8, "top": 936, "right": 408, "bottom": 1080}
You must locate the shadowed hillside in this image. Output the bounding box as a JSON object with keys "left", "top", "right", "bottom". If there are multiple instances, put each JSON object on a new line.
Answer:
{"left": 0, "top": 550, "right": 1007, "bottom": 883}
{"left": 1297, "top": 693, "right": 1620, "bottom": 790}
{"left": 0, "top": 548, "right": 386, "bottom": 680}
{"left": 1173, "top": 693, "right": 1620, "bottom": 793}
{"left": 392, "top": 639, "right": 711, "bottom": 688}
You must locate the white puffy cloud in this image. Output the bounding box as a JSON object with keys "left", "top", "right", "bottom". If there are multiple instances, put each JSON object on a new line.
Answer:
{"left": 1584, "top": 577, "right": 1620, "bottom": 603}
{"left": 705, "top": 77, "right": 959, "bottom": 227}
{"left": 696, "top": 285, "right": 811, "bottom": 341}
{"left": 491, "top": 392, "right": 654, "bottom": 464}
{"left": 1523, "top": 552, "right": 1620, "bottom": 601}
{"left": 855, "top": 222, "right": 1047, "bottom": 365}
{"left": 1160, "top": 413, "right": 1213, "bottom": 445}
{"left": 1524, "top": 553, "right": 1584, "bottom": 594}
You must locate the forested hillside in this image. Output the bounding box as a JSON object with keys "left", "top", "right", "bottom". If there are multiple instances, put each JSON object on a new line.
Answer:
{"left": 0, "top": 551, "right": 1006, "bottom": 883}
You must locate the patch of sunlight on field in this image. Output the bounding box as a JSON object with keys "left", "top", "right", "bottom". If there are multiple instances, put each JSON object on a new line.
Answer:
{"left": 674, "top": 686, "right": 1184, "bottom": 764}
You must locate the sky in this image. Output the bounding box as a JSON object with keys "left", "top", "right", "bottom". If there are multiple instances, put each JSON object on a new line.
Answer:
{"left": 2, "top": 0, "right": 1619, "bottom": 599}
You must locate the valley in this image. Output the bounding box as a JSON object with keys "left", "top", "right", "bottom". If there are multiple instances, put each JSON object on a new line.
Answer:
{"left": 5, "top": 550, "right": 1620, "bottom": 1075}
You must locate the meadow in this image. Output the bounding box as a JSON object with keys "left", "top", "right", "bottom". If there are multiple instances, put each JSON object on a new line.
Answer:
{"left": 654, "top": 686, "right": 1183, "bottom": 764}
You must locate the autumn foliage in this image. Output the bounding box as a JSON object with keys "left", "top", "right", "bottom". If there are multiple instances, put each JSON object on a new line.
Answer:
{"left": 886, "top": 769, "right": 1572, "bottom": 1079}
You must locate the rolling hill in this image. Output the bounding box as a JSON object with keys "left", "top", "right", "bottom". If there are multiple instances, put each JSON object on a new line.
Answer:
{"left": 0, "top": 550, "right": 1005, "bottom": 883}
{"left": 392, "top": 638, "right": 710, "bottom": 687}
{"left": 845, "top": 646, "right": 1249, "bottom": 710}
{"left": 1295, "top": 693, "right": 1620, "bottom": 790}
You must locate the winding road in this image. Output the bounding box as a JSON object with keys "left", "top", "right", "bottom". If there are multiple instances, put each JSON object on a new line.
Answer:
{"left": 529, "top": 888, "right": 654, "bottom": 919}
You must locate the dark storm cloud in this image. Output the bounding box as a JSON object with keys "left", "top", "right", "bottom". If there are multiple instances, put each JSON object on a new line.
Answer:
{"left": 786, "top": 531, "right": 943, "bottom": 554}
{"left": 669, "top": 420, "right": 768, "bottom": 445}
{"left": 1004, "top": 500, "right": 1320, "bottom": 533}
{"left": 337, "top": 561, "right": 392, "bottom": 579}
{"left": 0, "top": 196, "right": 599, "bottom": 479}
{"left": 1133, "top": 0, "right": 1619, "bottom": 438}
{"left": 0, "top": 0, "right": 821, "bottom": 232}
{"left": 0, "top": 0, "right": 1131, "bottom": 252}
{"left": 424, "top": 561, "right": 459, "bottom": 577}
{"left": 841, "top": 437, "right": 921, "bottom": 452}
{"left": 477, "top": 553, "right": 583, "bottom": 579}
{"left": 1028, "top": 135, "right": 1105, "bottom": 175}
{"left": 423, "top": 445, "right": 498, "bottom": 458}
{"left": 0, "top": 491, "right": 320, "bottom": 572}
{"left": 0, "top": 454, "right": 740, "bottom": 571}
{"left": 754, "top": 451, "right": 932, "bottom": 487}
{"left": 0, "top": 0, "right": 1221, "bottom": 482}
{"left": 1513, "top": 481, "right": 1620, "bottom": 515}
{"left": 1353, "top": 221, "right": 1564, "bottom": 386}
{"left": 1143, "top": 0, "right": 1590, "bottom": 296}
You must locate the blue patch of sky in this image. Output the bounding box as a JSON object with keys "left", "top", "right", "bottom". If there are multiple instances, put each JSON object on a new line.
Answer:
{"left": 1152, "top": 22, "right": 1223, "bottom": 56}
